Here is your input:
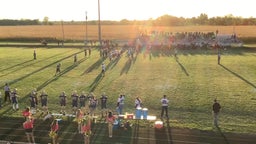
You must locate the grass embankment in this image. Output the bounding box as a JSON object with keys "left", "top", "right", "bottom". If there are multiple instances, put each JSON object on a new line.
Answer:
{"left": 0, "top": 46, "right": 256, "bottom": 134}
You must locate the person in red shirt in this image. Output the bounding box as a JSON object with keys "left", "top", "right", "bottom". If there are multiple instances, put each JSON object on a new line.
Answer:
{"left": 22, "top": 107, "right": 31, "bottom": 120}
{"left": 23, "top": 117, "right": 35, "bottom": 143}
{"left": 106, "top": 111, "right": 115, "bottom": 138}
{"left": 81, "top": 115, "right": 92, "bottom": 144}
{"left": 76, "top": 109, "right": 84, "bottom": 133}
{"left": 50, "top": 119, "right": 59, "bottom": 144}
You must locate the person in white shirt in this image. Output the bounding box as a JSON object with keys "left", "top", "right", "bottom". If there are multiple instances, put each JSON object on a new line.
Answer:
{"left": 116, "top": 95, "right": 125, "bottom": 115}
{"left": 160, "top": 95, "right": 169, "bottom": 119}
{"left": 101, "top": 63, "right": 106, "bottom": 76}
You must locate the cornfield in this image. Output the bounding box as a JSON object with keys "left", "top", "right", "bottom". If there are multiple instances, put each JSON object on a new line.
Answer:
{"left": 0, "top": 25, "right": 255, "bottom": 41}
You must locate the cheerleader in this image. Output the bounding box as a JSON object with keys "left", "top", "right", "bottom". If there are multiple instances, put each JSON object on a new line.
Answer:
{"left": 81, "top": 115, "right": 92, "bottom": 144}
{"left": 23, "top": 117, "right": 35, "bottom": 143}
{"left": 76, "top": 109, "right": 84, "bottom": 133}
{"left": 22, "top": 107, "right": 32, "bottom": 120}
{"left": 106, "top": 111, "right": 115, "bottom": 138}
{"left": 49, "top": 119, "right": 59, "bottom": 144}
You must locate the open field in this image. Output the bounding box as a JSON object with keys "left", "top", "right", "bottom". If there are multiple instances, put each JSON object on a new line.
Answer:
{"left": 1, "top": 25, "right": 256, "bottom": 41}
{"left": 0, "top": 45, "right": 256, "bottom": 133}
{"left": 0, "top": 23, "right": 256, "bottom": 143}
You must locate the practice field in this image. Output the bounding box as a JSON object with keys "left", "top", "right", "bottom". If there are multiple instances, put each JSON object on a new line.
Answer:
{"left": 0, "top": 45, "right": 256, "bottom": 143}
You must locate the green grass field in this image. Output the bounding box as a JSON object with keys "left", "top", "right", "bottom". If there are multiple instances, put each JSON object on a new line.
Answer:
{"left": 0, "top": 45, "right": 256, "bottom": 136}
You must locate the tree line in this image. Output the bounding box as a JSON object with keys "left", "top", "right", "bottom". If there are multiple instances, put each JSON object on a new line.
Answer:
{"left": 0, "top": 14, "right": 256, "bottom": 26}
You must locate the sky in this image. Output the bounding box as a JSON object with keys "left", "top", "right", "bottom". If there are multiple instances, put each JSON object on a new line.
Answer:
{"left": 0, "top": 0, "right": 255, "bottom": 21}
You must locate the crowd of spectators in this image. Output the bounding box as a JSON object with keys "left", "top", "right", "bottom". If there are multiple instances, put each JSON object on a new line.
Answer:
{"left": 133, "top": 31, "right": 243, "bottom": 50}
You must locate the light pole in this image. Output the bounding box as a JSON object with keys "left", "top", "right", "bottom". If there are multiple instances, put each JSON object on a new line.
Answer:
{"left": 98, "top": 0, "right": 102, "bottom": 47}
{"left": 85, "top": 11, "right": 88, "bottom": 43}
{"left": 61, "top": 20, "right": 65, "bottom": 47}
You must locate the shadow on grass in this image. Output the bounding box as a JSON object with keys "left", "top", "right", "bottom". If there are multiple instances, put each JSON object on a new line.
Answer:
{"left": 175, "top": 57, "right": 189, "bottom": 76}
{"left": 33, "top": 117, "right": 51, "bottom": 143}
{"left": 109, "top": 56, "right": 121, "bottom": 70}
{"left": 217, "top": 126, "right": 230, "bottom": 144}
{"left": 0, "top": 50, "right": 84, "bottom": 89}
{"left": 82, "top": 57, "right": 106, "bottom": 75}
{"left": 0, "top": 54, "right": 86, "bottom": 117}
{"left": 89, "top": 73, "right": 104, "bottom": 92}
{"left": 91, "top": 121, "right": 107, "bottom": 143}
{"left": 155, "top": 120, "right": 173, "bottom": 144}
{"left": 120, "top": 58, "right": 132, "bottom": 76}
{"left": 58, "top": 121, "right": 78, "bottom": 144}
{"left": 0, "top": 59, "right": 34, "bottom": 72}
{"left": 166, "top": 120, "right": 173, "bottom": 144}
{"left": 0, "top": 122, "right": 22, "bottom": 141}
{"left": 151, "top": 47, "right": 172, "bottom": 58}
{"left": 37, "top": 57, "right": 87, "bottom": 91}
{"left": 0, "top": 49, "right": 75, "bottom": 78}
{"left": 132, "top": 120, "right": 140, "bottom": 144}
{"left": 89, "top": 58, "right": 121, "bottom": 92}
{"left": 220, "top": 64, "right": 256, "bottom": 88}
{"left": 132, "top": 53, "right": 138, "bottom": 64}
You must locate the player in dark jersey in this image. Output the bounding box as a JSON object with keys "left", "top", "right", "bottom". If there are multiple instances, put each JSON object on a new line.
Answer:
{"left": 55, "top": 63, "right": 61, "bottom": 76}
{"left": 29, "top": 91, "right": 37, "bottom": 110}
{"left": 59, "top": 91, "right": 67, "bottom": 114}
{"left": 79, "top": 91, "right": 88, "bottom": 112}
{"left": 71, "top": 91, "right": 79, "bottom": 114}
{"left": 11, "top": 88, "right": 19, "bottom": 111}
{"left": 40, "top": 90, "right": 48, "bottom": 113}
{"left": 100, "top": 92, "right": 108, "bottom": 117}
{"left": 89, "top": 94, "right": 98, "bottom": 116}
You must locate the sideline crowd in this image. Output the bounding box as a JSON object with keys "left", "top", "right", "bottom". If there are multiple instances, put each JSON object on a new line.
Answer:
{"left": 1, "top": 83, "right": 221, "bottom": 144}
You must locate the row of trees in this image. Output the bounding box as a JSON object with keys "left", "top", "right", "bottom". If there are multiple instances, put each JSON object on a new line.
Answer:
{"left": 0, "top": 19, "right": 41, "bottom": 26}
{"left": 0, "top": 14, "right": 256, "bottom": 26}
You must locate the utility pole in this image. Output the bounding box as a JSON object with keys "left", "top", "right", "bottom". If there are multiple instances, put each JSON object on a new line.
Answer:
{"left": 85, "top": 11, "right": 88, "bottom": 43}
{"left": 61, "top": 20, "right": 65, "bottom": 47}
{"left": 98, "top": 0, "right": 102, "bottom": 47}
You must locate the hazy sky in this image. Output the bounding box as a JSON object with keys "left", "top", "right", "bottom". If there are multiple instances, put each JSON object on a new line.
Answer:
{"left": 0, "top": 0, "right": 255, "bottom": 21}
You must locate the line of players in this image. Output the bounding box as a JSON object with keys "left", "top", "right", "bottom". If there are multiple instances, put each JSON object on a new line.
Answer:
{"left": 28, "top": 89, "right": 108, "bottom": 116}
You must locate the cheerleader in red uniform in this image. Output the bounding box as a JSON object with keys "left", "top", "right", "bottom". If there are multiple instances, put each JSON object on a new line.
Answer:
{"left": 81, "top": 115, "right": 92, "bottom": 144}
{"left": 22, "top": 107, "right": 31, "bottom": 120}
{"left": 49, "top": 119, "right": 59, "bottom": 144}
{"left": 23, "top": 117, "right": 35, "bottom": 143}
{"left": 76, "top": 109, "right": 84, "bottom": 133}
